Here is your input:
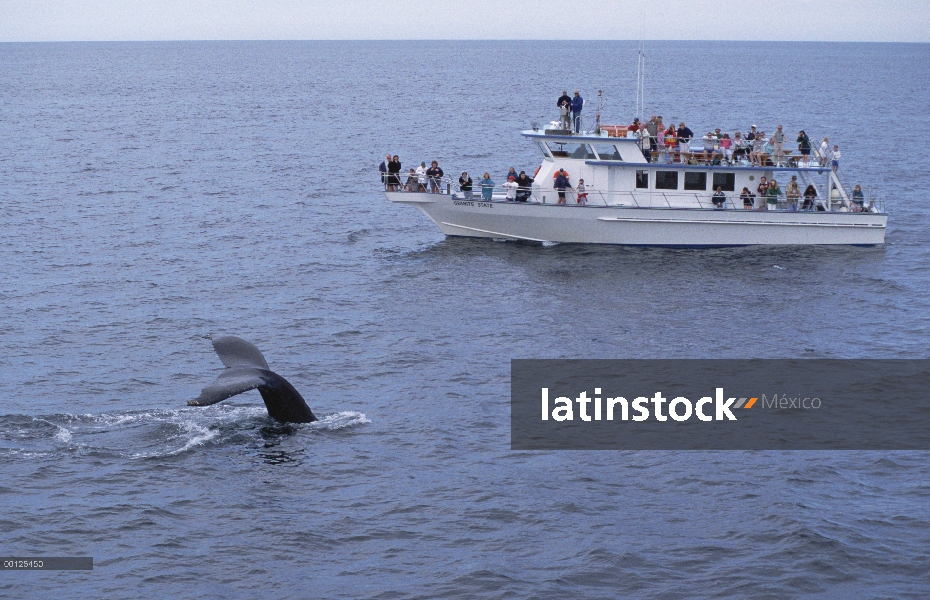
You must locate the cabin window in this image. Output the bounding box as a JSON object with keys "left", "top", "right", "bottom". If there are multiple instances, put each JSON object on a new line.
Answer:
{"left": 655, "top": 171, "right": 678, "bottom": 190}
{"left": 635, "top": 170, "right": 648, "bottom": 189}
{"left": 536, "top": 142, "right": 553, "bottom": 161}
{"left": 593, "top": 144, "right": 622, "bottom": 161}
{"left": 546, "top": 141, "right": 597, "bottom": 159}
{"left": 712, "top": 172, "right": 735, "bottom": 192}
{"left": 684, "top": 172, "right": 708, "bottom": 191}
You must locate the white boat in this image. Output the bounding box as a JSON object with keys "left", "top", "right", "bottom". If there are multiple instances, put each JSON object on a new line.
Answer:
{"left": 385, "top": 127, "right": 886, "bottom": 246}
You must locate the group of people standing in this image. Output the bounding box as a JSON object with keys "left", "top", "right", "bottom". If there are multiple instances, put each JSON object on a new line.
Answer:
{"left": 729, "top": 175, "right": 821, "bottom": 211}
{"left": 557, "top": 91, "right": 584, "bottom": 134}
{"left": 463, "top": 169, "right": 537, "bottom": 202}
{"left": 380, "top": 155, "right": 446, "bottom": 193}
{"left": 626, "top": 117, "right": 841, "bottom": 171}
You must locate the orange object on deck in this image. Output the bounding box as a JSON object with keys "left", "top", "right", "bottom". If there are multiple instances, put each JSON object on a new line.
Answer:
{"left": 602, "top": 125, "right": 628, "bottom": 138}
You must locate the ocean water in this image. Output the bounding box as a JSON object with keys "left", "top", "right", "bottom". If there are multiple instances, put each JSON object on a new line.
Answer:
{"left": 1, "top": 40, "right": 929, "bottom": 598}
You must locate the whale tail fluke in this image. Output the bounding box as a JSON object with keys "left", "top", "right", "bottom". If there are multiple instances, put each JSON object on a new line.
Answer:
{"left": 188, "top": 335, "right": 317, "bottom": 423}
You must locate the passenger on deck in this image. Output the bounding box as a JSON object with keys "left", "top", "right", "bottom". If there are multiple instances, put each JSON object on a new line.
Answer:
{"left": 820, "top": 138, "right": 829, "bottom": 166}
{"left": 387, "top": 155, "right": 402, "bottom": 191}
{"left": 503, "top": 176, "right": 518, "bottom": 201}
{"left": 559, "top": 93, "right": 572, "bottom": 131}
{"left": 553, "top": 171, "right": 572, "bottom": 205}
{"left": 459, "top": 172, "right": 473, "bottom": 200}
{"left": 740, "top": 187, "right": 755, "bottom": 210}
{"left": 851, "top": 185, "right": 865, "bottom": 211}
{"left": 505, "top": 167, "right": 518, "bottom": 182}
{"left": 576, "top": 179, "right": 588, "bottom": 205}
{"left": 785, "top": 176, "right": 801, "bottom": 211}
{"left": 747, "top": 125, "right": 757, "bottom": 147}
{"left": 720, "top": 134, "right": 733, "bottom": 164}
{"left": 416, "top": 162, "right": 427, "bottom": 189}
{"left": 677, "top": 122, "right": 693, "bottom": 163}
{"left": 751, "top": 132, "right": 766, "bottom": 166}
{"left": 732, "top": 132, "right": 747, "bottom": 163}
{"left": 571, "top": 91, "right": 584, "bottom": 133}
{"left": 701, "top": 132, "right": 715, "bottom": 163}
{"left": 515, "top": 171, "right": 534, "bottom": 202}
{"left": 638, "top": 123, "right": 651, "bottom": 161}
{"left": 664, "top": 125, "right": 677, "bottom": 162}
{"left": 756, "top": 176, "right": 768, "bottom": 204}
{"left": 379, "top": 154, "right": 391, "bottom": 190}
{"left": 711, "top": 187, "right": 727, "bottom": 209}
{"left": 766, "top": 180, "right": 782, "bottom": 210}
{"left": 557, "top": 90, "right": 572, "bottom": 110}
{"left": 405, "top": 168, "right": 422, "bottom": 192}
{"left": 797, "top": 130, "right": 811, "bottom": 166}
{"left": 646, "top": 115, "right": 658, "bottom": 159}
{"left": 802, "top": 185, "right": 817, "bottom": 211}
{"left": 480, "top": 173, "right": 495, "bottom": 201}
{"left": 628, "top": 118, "right": 641, "bottom": 133}
{"left": 426, "top": 161, "right": 444, "bottom": 193}
{"left": 772, "top": 125, "right": 785, "bottom": 167}
{"left": 831, "top": 145, "right": 841, "bottom": 172}
{"left": 655, "top": 124, "right": 666, "bottom": 161}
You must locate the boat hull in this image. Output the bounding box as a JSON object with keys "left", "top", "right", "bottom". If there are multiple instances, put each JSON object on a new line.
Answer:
{"left": 387, "top": 193, "right": 887, "bottom": 246}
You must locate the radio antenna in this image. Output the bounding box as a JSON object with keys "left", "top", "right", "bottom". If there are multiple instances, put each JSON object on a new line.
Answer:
{"left": 635, "top": 1, "right": 646, "bottom": 121}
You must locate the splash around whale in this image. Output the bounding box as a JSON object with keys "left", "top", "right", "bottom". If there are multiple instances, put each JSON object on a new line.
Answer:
{"left": 188, "top": 335, "right": 317, "bottom": 423}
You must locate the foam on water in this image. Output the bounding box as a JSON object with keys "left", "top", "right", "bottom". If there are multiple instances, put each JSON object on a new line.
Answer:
{"left": 0, "top": 404, "right": 370, "bottom": 460}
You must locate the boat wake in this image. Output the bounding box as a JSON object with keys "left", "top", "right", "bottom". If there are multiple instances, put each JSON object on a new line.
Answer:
{"left": 0, "top": 405, "right": 370, "bottom": 460}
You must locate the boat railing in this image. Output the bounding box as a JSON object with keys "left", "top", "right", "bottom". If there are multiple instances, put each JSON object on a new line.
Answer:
{"left": 383, "top": 174, "right": 883, "bottom": 213}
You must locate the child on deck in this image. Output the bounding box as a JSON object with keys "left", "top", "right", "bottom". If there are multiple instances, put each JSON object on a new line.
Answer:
{"left": 576, "top": 179, "right": 588, "bottom": 205}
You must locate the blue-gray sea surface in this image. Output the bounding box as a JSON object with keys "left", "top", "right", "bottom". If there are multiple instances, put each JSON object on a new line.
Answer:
{"left": 1, "top": 41, "right": 929, "bottom": 598}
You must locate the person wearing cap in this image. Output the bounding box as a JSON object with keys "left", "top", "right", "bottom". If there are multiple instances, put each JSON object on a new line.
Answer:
{"left": 502, "top": 175, "right": 518, "bottom": 201}
{"left": 571, "top": 91, "right": 584, "bottom": 133}
{"left": 553, "top": 169, "right": 572, "bottom": 204}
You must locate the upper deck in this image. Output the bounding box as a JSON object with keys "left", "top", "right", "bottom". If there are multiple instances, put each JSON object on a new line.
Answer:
{"left": 520, "top": 129, "right": 832, "bottom": 172}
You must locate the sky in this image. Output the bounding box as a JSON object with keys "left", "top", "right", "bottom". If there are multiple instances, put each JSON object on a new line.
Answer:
{"left": 0, "top": 0, "right": 927, "bottom": 43}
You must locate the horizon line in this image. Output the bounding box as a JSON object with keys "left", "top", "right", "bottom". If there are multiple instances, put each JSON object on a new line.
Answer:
{"left": 1, "top": 38, "right": 927, "bottom": 44}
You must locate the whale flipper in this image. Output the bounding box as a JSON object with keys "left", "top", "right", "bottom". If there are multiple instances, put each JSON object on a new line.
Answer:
{"left": 188, "top": 336, "right": 317, "bottom": 423}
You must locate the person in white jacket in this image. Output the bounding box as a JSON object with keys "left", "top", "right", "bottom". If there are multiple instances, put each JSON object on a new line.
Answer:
{"left": 502, "top": 176, "right": 518, "bottom": 201}
{"left": 415, "top": 162, "right": 427, "bottom": 189}
{"left": 819, "top": 138, "right": 829, "bottom": 167}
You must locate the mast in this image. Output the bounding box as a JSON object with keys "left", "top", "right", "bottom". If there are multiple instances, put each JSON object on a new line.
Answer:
{"left": 635, "top": 0, "right": 646, "bottom": 121}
